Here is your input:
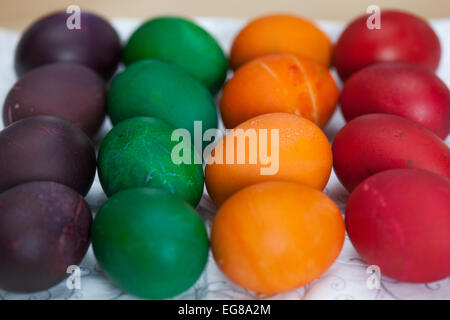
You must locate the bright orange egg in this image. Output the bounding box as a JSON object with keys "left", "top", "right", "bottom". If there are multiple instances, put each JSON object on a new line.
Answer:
{"left": 230, "top": 14, "right": 332, "bottom": 70}
{"left": 211, "top": 181, "right": 345, "bottom": 294}
{"left": 205, "top": 113, "right": 332, "bottom": 207}
{"left": 220, "top": 54, "right": 338, "bottom": 129}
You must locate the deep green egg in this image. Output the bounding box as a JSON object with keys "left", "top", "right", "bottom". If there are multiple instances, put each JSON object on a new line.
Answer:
{"left": 123, "top": 17, "right": 228, "bottom": 94}
{"left": 92, "top": 187, "right": 209, "bottom": 299}
{"left": 98, "top": 117, "right": 204, "bottom": 207}
{"left": 107, "top": 59, "right": 218, "bottom": 142}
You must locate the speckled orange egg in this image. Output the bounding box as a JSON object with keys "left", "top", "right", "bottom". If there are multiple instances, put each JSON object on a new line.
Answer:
{"left": 220, "top": 54, "right": 338, "bottom": 129}
{"left": 211, "top": 181, "right": 345, "bottom": 294}
{"left": 205, "top": 113, "right": 332, "bottom": 207}
{"left": 230, "top": 14, "right": 332, "bottom": 70}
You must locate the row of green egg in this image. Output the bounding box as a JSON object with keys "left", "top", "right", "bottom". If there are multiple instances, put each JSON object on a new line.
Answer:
{"left": 94, "top": 17, "right": 227, "bottom": 299}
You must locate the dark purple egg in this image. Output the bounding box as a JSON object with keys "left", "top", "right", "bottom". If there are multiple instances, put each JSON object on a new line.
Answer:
{"left": 0, "top": 181, "right": 92, "bottom": 293}
{"left": 15, "top": 11, "right": 121, "bottom": 79}
{"left": 0, "top": 115, "right": 96, "bottom": 195}
{"left": 3, "top": 63, "right": 106, "bottom": 137}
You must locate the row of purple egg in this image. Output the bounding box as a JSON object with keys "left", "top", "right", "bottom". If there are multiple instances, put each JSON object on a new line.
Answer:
{"left": 0, "top": 11, "right": 121, "bottom": 292}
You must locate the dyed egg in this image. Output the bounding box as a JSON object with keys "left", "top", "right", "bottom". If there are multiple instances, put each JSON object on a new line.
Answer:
{"left": 220, "top": 54, "right": 338, "bottom": 129}
{"left": 332, "top": 114, "right": 450, "bottom": 192}
{"left": 333, "top": 10, "right": 441, "bottom": 80}
{"left": 346, "top": 169, "right": 450, "bottom": 283}
{"left": 0, "top": 181, "right": 92, "bottom": 292}
{"left": 0, "top": 116, "right": 96, "bottom": 195}
{"left": 92, "top": 188, "right": 209, "bottom": 299}
{"left": 98, "top": 117, "right": 204, "bottom": 207}
{"left": 15, "top": 11, "right": 121, "bottom": 79}
{"left": 3, "top": 63, "right": 106, "bottom": 137}
{"left": 205, "top": 113, "right": 332, "bottom": 206}
{"left": 340, "top": 62, "right": 450, "bottom": 139}
{"left": 123, "top": 17, "right": 228, "bottom": 94}
{"left": 107, "top": 59, "right": 217, "bottom": 140}
{"left": 211, "top": 181, "right": 345, "bottom": 294}
{"left": 230, "top": 14, "right": 332, "bottom": 70}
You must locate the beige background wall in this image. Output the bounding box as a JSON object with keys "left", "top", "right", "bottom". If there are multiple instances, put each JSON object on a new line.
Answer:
{"left": 1, "top": 0, "right": 450, "bottom": 30}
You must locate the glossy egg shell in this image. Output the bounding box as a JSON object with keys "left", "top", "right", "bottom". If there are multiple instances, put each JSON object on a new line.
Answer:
{"left": 0, "top": 181, "right": 92, "bottom": 292}
{"left": 333, "top": 10, "right": 441, "bottom": 80}
{"left": 346, "top": 169, "right": 450, "bottom": 283}
{"left": 332, "top": 114, "right": 450, "bottom": 192}
{"left": 0, "top": 115, "right": 96, "bottom": 195}
{"left": 205, "top": 113, "right": 332, "bottom": 206}
{"left": 211, "top": 181, "right": 345, "bottom": 294}
{"left": 92, "top": 188, "right": 209, "bottom": 299}
{"left": 340, "top": 62, "right": 450, "bottom": 139}
{"left": 123, "top": 16, "right": 228, "bottom": 94}
{"left": 107, "top": 59, "right": 218, "bottom": 142}
{"left": 98, "top": 117, "right": 204, "bottom": 207}
{"left": 230, "top": 14, "right": 332, "bottom": 69}
{"left": 15, "top": 11, "right": 121, "bottom": 79}
{"left": 220, "top": 54, "right": 338, "bottom": 129}
{"left": 3, "top": 63, "right": 106, "bottom": 137}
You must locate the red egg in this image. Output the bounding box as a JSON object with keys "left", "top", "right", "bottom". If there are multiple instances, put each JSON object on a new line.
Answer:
{"left": 346, "top": 168, "right": 450, "bottom": 283}
{"left": 340, "top": 63, "right": 450, "bottom": 139}
{"left": 333, "top": 10, "right": 441, "bottom": 80}
{"left": 332, "top": 114, "right": 449, "bottom": 192}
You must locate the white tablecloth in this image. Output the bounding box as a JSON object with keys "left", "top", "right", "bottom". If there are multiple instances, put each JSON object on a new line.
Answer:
{"left": 0, "top": 17, "right": 449, "bottom": 300}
